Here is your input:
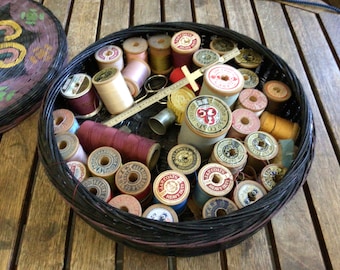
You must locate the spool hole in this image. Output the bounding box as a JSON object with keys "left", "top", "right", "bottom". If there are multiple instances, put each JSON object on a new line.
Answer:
{"left": 243, "top": 74, "right": 249, "bottom": 80}
{"left": 247, "top": 190, "right": 257, "bottom": 201}
{"left": 89, "top": 188, "right": 98, "bottom": 195}
{"left": 249, "top": 95, "right": 257, "bottom": 102}
{"left": 212, "top": 174, "right": 222, "bottom": 184}
{"left": 120, "top": 206, "right": 129, "bottom": 212}
{"left": 216, "top": 208, "right": 227, "bottom": 217}
{"left": 133, "top": 42, "right": 140, "bottom": 47}
{"left": 257, "top": 140, "right": 266, "bottom": 148}
{"left": 241, "top": 117, "right": 250, "bottom": 125}
{"left": 58, "top": 140, "right": 67, "bottom": 150}
{"left": 227, "top": 148, "right": 237, "bottom": 156}
{"left": 221, "top": 75, "right": 229, "bottom": 81}
{"left": 128, "top": 172, "right": 139, "bottom": 183}
{"left": 105, "top": 50, "right": 113, "bottom": 56}
{"left": 100, "top": 156, "right": 110, "bottom": 166}
{"left": 55, "top": 116, "right": 65, "bottom": 126}
{"left": 157, "top": 38, "right": 165, "bottom": 44}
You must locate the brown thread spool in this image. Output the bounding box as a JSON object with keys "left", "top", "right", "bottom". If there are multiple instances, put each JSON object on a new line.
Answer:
{"left": 227, "top": 108, "right": 261, "bottom": 139}
{"left": 82, "top": 177, "right": 112, "bottom": 203}
{"left": 236, "top": 88, "right": 268, "bottom": 116}
{"left": 262, "top": 80, "right": 292, "bottom": 114}
{"left": 108, "top": 194, "right": 142, "bottom": 216}
{"left": 148, "top": 34, "right": 173, "bottom": 75}
{"left": 95, "top": 45, "right": 124, "bottom": 71}
{"left": 260, "top": 111, "right": 300, "bottom": 141}
{"left": 122, "top": 37, "right": 148, "bottom": 63}
{"left": 233, "top": 180, "right": 267, "bottom": 208}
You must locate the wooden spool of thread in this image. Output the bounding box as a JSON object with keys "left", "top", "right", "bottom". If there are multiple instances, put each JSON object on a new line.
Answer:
{"left": 56, "top": 132, "right": 87, "bottom": 164}
{"left": 92, "top": 67, "right": 134, "bottom": 114}
{"left": 234, "top": 48, "right": 263, "bottom": 69}
{"left": 94, "top": 45, "right": 124, "bottom": 71}
{"left": 193, "top": 163, "right": 234, "bottom": 209}
{"left": 227, "top": 108, "right": 261, "bottom": 139}
{"left": 236, "top": 88, "right": 268, "bottom": 116}
{"left": 115, "top": 161, "right": 152, "bottom": 206}
{"left": 170, "top": 30, "right": 201, "bottom": 68}
{"left": 192, "top": 48, "right": 220, "bottom": 68}
{"left": 122, "top": 37, "right": 148, "bottom": 63}
{"left": 87, "top": 146, "right": 122, "bottom": 188}
{"left": 81, "top": 176, "right": 112, "bottom": 203}
{"left": 142, "top": 203, "right": 179, "bottom": 222}
{"left": 243, "top": 131, "right": 279, "bottom": 172}
{"left": 60, "top": 73, "right": 102, "bottom": 118}
{"left": 238, "top": 68, "right": 259, "bottom": 89}
{"left": 122, "top": 59, "right": 151, "bottom": 97}
{"left": 260, "top": 163, "right": 287, "bottom": 191}
{"left": 209, "top": 138, "right": 248, "bottom": 176}
{"left": 178, "top": 95, "right": 232, "bottom": 158}
{"left": 76, "top": 120, "right": 161, "bottom": 170}
{"left": 262, "top": 80, "right": 292, "bottom": 114}
{"left": 148, "top": 34, "right": 173, "bottom": 75}
{"left": 209, "top": 37, "right": 237, "bottom": 56}
{"left": 233, "top": 180, "right": 267, "bottom": 208}
{"left": 200, "top": 64, "right": 244, "bottom": 108}
{"left": 153, "top": 170, "right": 190, "bottom": 215}
{"left": 66, "top": 160, "right": 89, "bottom": 182}
{"left": 108, "top": 194, "right": 142, "bottom": 216}
{"left": 53, "top": 108, "right": 79, "bottom": 134}
{"left": 202, "top": 197, "right": 238, "bottom": 219}
{"left": 260, "top": 111, "right": 300, "bottom": 141}
{"left": 167, "top": 86, "right": 196, "bottom": 124}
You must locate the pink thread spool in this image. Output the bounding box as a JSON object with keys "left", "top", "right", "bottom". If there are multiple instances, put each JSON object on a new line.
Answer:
{"left": 108, "top": 194, "right": 142, "bottom": 216}
{"left": 76, "top": 120, "right": 161, "bottom": 170}
{"left": 60, "top": 73, "right": 102, "bottom": 118}
{"left": 227, "top": 108, "right": 261, "bottom": 139}
{"left": 56, "top": 132, "right": 87, "bottom": 164}
{"left": 95, "top": 45, "right": 124, "bottom": 71}
{"left": 236, "top": 88, "right": 268, "bottom": 117}
{"left": 122, "top": 37, "right": 148, "bottom": 63}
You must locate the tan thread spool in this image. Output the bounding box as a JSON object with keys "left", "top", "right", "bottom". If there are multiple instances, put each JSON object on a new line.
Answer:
{"left": 122, "top": 37, "right": 148, "bottom": 63}
{"left": 262, "top": 80, "right": 292, "bottom": 114}
{"left": 148, "top": 34, "right": 173, "bottom": 75}
{"left": 192, "top": 48, "right": 220, "bottom": 68}
{"left": 53, "top": 108, "right": 79, "bottom": 134}
{"left": 238, "top": 68, "right": 259, "bottom": 89}
{"left": 259, "top": 163, "right": 287, "bottom": 191}
{"left": 56, "top": 132, "right": 88, "bottom": 164}
{"left": 233, "top": 180, "right": 267, "bottom": 208}
{"left": 82, "top": 177, "right": 112, "bottom": 203}
{"left": 234, "top": 48, "right": 263, "bottom": 69}
{"left": 227, "top": 108, "right": 261, "bottom": 139}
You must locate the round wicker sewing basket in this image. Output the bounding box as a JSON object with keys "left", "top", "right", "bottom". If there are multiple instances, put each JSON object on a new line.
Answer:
{"left": 38, "top": 22, "right": 315, "bottom": 257}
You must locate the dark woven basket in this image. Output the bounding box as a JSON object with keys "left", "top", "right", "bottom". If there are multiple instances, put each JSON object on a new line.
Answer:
{"left": 0, "top": 0, "right": 67, "bottom": 133}
{"left": 38, "top": 22, "right": 314, "bottom": 257}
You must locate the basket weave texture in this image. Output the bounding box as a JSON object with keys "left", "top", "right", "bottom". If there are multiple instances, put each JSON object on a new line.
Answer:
{"left": 0, "top": 0, "right": 67, "bottom": 133}
{"left": 38, "top": 22, "right": 315, "bottom": 257}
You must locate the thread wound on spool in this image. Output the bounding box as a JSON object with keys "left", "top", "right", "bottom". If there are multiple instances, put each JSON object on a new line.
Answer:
{"left": 148, "top": 34, "right": 173, "bottom": 75}
{"left": 233, "top": 180, "right": 267, "bottom": 208}
{"left": 95, "top": 45, "right": 124, "bottom": 71}
{"left": 108, "top": 194, "right": 142, "bottom": 216}
{"left": 263, "top": 80, "right": 292, "bottom": 114}
{"left": 236, "top": 88, "right": 268, "bottom": 116}
{"left": 56, "top": 132, "right": 87, "bottom": 164}
{"left": 228, "top": 108, "right": 260, "bottom": 139}
{"left": 143, "top": 203, "right": 179, "bottom": 222}
{"left": 53, "top": 108, "right": 79, "bottom": 134}
{"left": 82, "top": 177, "right": 112, "bottom": 202}
{"left": 202, "top": 197, "right": 238, "bottom": 219}
{"left": 238, "top": 68, "right": 259, "bottom": 89}
{"left": 122, "top": 37, "right": 148, "bottom": 63}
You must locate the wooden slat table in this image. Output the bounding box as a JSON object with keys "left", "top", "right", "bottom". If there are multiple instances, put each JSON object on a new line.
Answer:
{"left": 1, "top": 0, "right": 339, "bottom": 269}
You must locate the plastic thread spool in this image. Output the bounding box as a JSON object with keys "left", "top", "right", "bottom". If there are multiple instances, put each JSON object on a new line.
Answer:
{"left": 200, "top": 64, "right": 244, "bottom": 108}
{"left": 234, "top": 48, "right": 263, "bottom": 69}
{"left": 236, "top": 88, "right": 268, "bottom": 116}
{"left": 260, "top": 163, "right": 287, "bottom": 191}
{"left": 178, "top": 95, "right": 232, "bottom": 158}
{"left": 167, "top": 86, "right": 196, "bottom": 124}
{"left": 171, "top": 30, "right": 201, "bottom": 68}
{"left": 87, "top": 146, "right": 122, "bottom": 188}
{"left": 142, "top": 203, "right": 179, "bottom": 222}
{"left": 60, "top": 73, "right": 102, "bottom": 118}
{"left": 227, "top": 108, "right": 261, "bottom": 139}
{"left": 122, "top": 37, "right": 148, "bottom": 63}
{"left": 193, "top": 163, "right": 234, "bottom": 209}
{"left": 81, "top": 177, "right": 112, "bottom": 203}
{"left": 209, "top": 138, "right": 248, "bottom": 176}
{"left": 202, "top": 197, "right": 238, "bottom": 219}
{"left": 260, "top": 111, "right": 300, "bottom": 141}
{"left": 66, "top": 161, "right": 89, "bottom": 182}
{"left": 148, "top": 34, "right": 173, "bottom": 75}
{"left": 192, "top": 48, "right": 220, "bottom": 68}
{"left": 94, "top": 45, "right": 124, "bottom": 71}
{"left": 108, "top": 194, "right": 142, "bottom": 216}
{"left": 92, "top": 67, "right": 134, "bottom": 114}
{"left": 238, "top": 68, "right": 259, "bottom": 89}
{"left": 56, "top": 132, "right": 87, "bottom": 164}
{"left": 153, "top": 170, "right": 190, "bottom": 215}
{"left": 262, "top": 80, "right": 292, "bottom": 114}
{"left": 244, "top": 131, "right": 279, "bottom": 172}
{"left": 233, "top": 180, "right": 267, "bottom": 208}
{"left": 53, "top": 108, "right": 79, "bottom": 134}
{"left": 209, "top": 37, "right": 237, "bottom": 55}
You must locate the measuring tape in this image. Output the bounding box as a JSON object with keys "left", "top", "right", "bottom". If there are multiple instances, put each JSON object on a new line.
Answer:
{"left": 102, "top": 47, "right": 240, "bottom": 127}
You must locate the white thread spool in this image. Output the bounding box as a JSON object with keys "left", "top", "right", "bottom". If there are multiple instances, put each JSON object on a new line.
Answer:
{"left": 236, "top": 88, "right": 268, "bottom": 116}
{"left": 238, "top": 68, "right": 259, "bottom": 89}
{"left": 227, "top": 108, "right": 261, "bottom": 139}
{"left": 95, "top": 45, "right": 124, "bottom": 71}
{"left": 92, "top": 67, "right": 134, "bottom": 114}
{"left": 233, "top": 180, "right": 267, "bottom": 208}
{"left": 178, "top": 95, "right": 232, "bottom": 158}
{"left": 122, "top": 37, "right": 148, "bottom": 63}
{"left": 66, "top": 160, "right": 89, "bottom": 182}
{"left": 192, "top": 48, "right": 220, "bottom": 68}
{"left": 142, "top": 203, "right": 179, "bottom": 222}
{"left": 82, "top": 177, "right": 112, "bottom": 202}
{"left": 53, "top": 108, "right": 79, "bottom": 134}
{"left": 56, "top": 132, "right": 87, "bottom": 164}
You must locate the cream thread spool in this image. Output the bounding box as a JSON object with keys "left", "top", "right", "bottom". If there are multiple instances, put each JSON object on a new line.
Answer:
{"left": 142, "top": 203, "right": 179, "bottom": 222}
{"left": 209, "top": 37, "right": 237, "bottom": 56}
{"left": 192, "top": 48, "right": 220, "bottom": 68}
{"left": 202, "top": 197, "right": 238, "bottom": 219}
{"left": 92, "top": 67, "right": 134, "bottom": 114}
{"left": 236, "top": 88, "right": 268, "bottom": 116}
{"left": 193, "top": 163, "right": 234, "bottom": 209}
{"left": 67, "top": 160, "right": 89, "bottom": 182}
{"left": 178, "top": 95, "right": 232, "bottom": 158}
{"left": 235, "top": 48, "right": 263, "bottom": 69}
{"left": 95, "top": 45, "right": 124, "bottom": 71}
{"left": 82, "top": 177, "right": 112, "bottom": 202}
{"left": 244, "top": 131, "right": 279, "bottom": 172}
{"left": 233, "top": 180, "right": 267, "bottom": 208}
{"left": 122, "top": 59, "right": 151, "bottom": 97}
{"left": 87, "top": 146, "right": 122, "bottom": 189}
{"left": 260, "top": 163, "right": 287, "bottom": 191}
{"left": 148, "top": 34, "right": 173, "bottom": 75}
{"left": 108, "top": 194, "right": 142, "bottom": 216}
{"left": 56, "top": 132, "right": 87, "bottom": 164}
{"left": 53, "top": 108, "right": 79, "bottom": 134}
{"left": 153, "top": 170, "right": 190, "bottom": 215}
{"left": 200, "top": 64, "right": 244, "bottom": 109}
{"left": 227, "top": 108, "right": 261, "bottom": 139}
{"left": 122, "top": 37, "right": 148, "bottom": 63}
{"left": 209, "top": 138, "right": 248, "bottom": 176}
{"left": 262, "top": 80, "right": 292, "bottom": 114}
{"left": 238, "top": 68, "right": 259, "bottom": 89}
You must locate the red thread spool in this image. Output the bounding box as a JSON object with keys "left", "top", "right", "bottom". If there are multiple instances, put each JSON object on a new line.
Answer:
{"left": 76, "top": 120, "right": 161, "bottom": 170}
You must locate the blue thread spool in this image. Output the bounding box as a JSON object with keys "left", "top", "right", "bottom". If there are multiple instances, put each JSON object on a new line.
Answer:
{"left": 202, "top": 197, "right": 238, "bottom": 219}
{"left": 53, "top": 108, "right": 80, "bottom": 134}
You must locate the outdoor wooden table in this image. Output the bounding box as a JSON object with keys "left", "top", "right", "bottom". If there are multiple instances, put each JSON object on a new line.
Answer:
{"left": 1, "top": 0, "right": 339, "bottom": 269}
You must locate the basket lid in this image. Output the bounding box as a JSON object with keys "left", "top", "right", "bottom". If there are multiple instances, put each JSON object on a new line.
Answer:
{"left": 0, "top": 0, "right": 67, "bottom": 133}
